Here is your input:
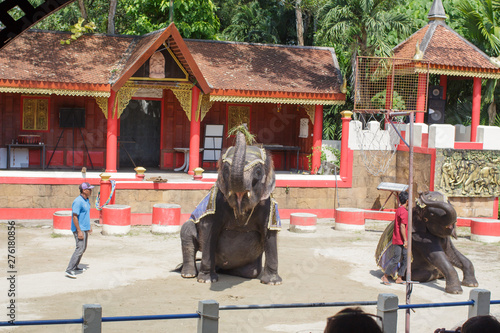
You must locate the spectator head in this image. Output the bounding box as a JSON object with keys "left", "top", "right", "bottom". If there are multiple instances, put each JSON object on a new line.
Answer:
{"left": 398, "top": 191, "right": 409, "bottom": 205}
{"left": 324, "top": 307, "right": 382, "bottom": 333}
{"left": 461, "top": 315, "right": 500, "bottom": 333}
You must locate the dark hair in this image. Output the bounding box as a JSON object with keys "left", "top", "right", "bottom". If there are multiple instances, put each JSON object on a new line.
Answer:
{"left": 398, "top": 191, "right": 409, "bottom": 205}
{"left": 461, "top": 315, "right": 500, "bottom": 332}
{"left": 324, "top": 307, "right": 382, "bottom": 333}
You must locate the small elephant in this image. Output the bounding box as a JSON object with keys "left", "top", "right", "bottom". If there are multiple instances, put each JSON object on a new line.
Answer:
{"left": 377, "top": 191, "right": 478, "bottom": 294}
{"left": 411, "top": 191, "right": 478, "bottom": 294}
{"left": 180, "top": 130, "right": 281, "bottom": 285}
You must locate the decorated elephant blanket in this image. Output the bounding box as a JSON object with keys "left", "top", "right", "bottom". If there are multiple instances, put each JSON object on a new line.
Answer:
{"left": 375, "top": 221, "right": 401, "bottom": 278}
{"left": 187, "top": 184, "right": 281, "bottom": 230}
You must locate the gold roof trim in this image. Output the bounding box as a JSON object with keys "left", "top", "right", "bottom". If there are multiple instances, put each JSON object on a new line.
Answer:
{"left": 209, "top": 95, "right": 345, "bottom": 105}
{"left": 0, "top": 87, "right": 111, "bottom": 98}
{"left": 416, "top": 67, "right": 500, "bottom": 79}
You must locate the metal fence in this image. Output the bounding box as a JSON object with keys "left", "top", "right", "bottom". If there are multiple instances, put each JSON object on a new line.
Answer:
{"left": 1, "top": 289, "right": 497, "bottom": 333}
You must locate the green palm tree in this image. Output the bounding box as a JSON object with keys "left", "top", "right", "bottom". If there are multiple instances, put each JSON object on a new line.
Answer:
{"left": 221, "top": 1, "right": 279, "bottom": 43}
{"left": 458, "top": 0, "right": 500, "bottom": 125}
{"left": 316, "top": 0, "right": 411, "bottom": 63}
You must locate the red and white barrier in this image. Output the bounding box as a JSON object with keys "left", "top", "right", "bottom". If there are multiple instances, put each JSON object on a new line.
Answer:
{"left": 151, "top": 203, "right": 181, "bottom": 234}
{"left": 335, "top": 208, "right": 365, "bottom": 231}
{"left": 53, "top": 210, "right": 73, "bottom": 236}
{"left": 470, "top": 218, "right": 500, "bottom": 243}
{"left": 289, "top": 213, "right": 317, "bottom": 233}
{"left": 102, "top": 204, "right": 131, "bottom": 236}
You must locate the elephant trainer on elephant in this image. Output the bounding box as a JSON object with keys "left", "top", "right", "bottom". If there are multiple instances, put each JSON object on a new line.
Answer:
{"left": 376, "top": 191, "right": 478, "bottom": 294}
{"left": 180, "top": 127, "right": 282, "bottom": 285}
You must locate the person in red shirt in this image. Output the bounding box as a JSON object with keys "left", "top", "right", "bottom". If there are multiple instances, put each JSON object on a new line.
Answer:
{"left": 381, "top": 190, "right": 409, "bottom": 285}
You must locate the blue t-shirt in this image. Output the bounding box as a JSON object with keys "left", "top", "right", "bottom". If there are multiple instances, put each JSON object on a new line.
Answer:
{"left": 71, "top": 195, "right": 91, "bottom": 232}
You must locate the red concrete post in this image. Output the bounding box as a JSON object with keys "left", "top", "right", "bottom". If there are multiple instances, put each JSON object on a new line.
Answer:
{"left": 105, "top": 90, "right": 117, "bottom": 173}
{"left": 188, "top": 86, "right": 201, "bottom": 175}
{"left": 471, "top": 77, "right": 481, "bottom": 142}
{"left": 415, "top": 73, "right": 427, "bottom": 123}
{"left": 311, "top": 104, "right": 323, "bottom": 174}
{"left": 340, "top": 110, "right": 352, "bottom": 180}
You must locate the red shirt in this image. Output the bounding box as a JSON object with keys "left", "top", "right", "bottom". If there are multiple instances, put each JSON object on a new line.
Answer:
{"left": 392, "top": 205, "right": 408, "bottom": 245}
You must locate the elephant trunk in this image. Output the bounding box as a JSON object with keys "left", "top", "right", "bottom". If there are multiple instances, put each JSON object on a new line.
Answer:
{"left": 419, "top": 192, "right": 457, "bottom": 238}
{"left": 230, "top": 132, "right": 247, "bottom": 205}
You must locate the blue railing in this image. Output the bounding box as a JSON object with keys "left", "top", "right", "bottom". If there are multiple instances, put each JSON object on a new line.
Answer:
{"left": 0, "top": 291, "right": 498, "bottom": 333}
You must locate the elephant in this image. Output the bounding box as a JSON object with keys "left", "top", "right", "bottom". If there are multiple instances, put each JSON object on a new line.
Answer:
{"left": 180, "top": 130, "right": 282, "bottom": 285}
{"left": 377, "top": 191, "right": 478, "bottom": 294}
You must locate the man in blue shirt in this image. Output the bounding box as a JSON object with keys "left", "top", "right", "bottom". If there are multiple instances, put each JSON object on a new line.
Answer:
{"left": 65, "top": 182, "right": 94, "bottom": 279}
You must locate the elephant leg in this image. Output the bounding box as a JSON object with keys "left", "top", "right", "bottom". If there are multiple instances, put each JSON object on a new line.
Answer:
{"left": 196, "top": 217, "right": 221, "bottom": 283}
{"left": 444, "top": 240, "right": 478, "bottom": 287}
{"left": 180, "top": 221, "right": 199, "bottom": 278}
{"left": 427, "top": 250, "right": 463, "bottom": 294}
{"left": 261, "top": 230, "right": 282, "bottom": 285}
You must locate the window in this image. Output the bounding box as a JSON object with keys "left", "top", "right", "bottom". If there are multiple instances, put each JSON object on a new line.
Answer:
{"left": 227, "top": 105, "right": 250, "bottom": 131}
{"left": 21, "top": 97, "right": 49, "bottom": 131}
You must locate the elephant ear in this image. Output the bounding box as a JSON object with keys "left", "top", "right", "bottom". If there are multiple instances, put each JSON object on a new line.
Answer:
{"left": 259, "top": 148, "right": 276, "bottom": 201}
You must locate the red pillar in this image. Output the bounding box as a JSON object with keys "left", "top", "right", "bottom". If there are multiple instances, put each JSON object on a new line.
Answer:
{"left": 311, "top": 105, "right": 323, "bottom": 174}
{"left": 188, "top": 86, "right": 201, "bottom": 175}
{"left": 439, "top": 75, "right": 447, "bottom": 100}
{"left": 385, "top": 76, "right": 393, "bottom": 109}
{"left": 340, "top": 111, "right": 352, "bottom": 180}
{"left": 471, "top": 77, "right": 481, "bottom": 142}
{"left": 105, "top": 90, "right": 118, "bottom": 173}
{"left": 415, "top": 73, "right": 427, "bottom": 123}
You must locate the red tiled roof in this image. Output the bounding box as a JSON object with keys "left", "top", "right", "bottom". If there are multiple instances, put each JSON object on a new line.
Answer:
{"left": 0, "top": 30, "right": 134, "bottom": 86}
{"left": 393, "top": 22, "right": 500, "bottom": 76}
{"left": 185, "top": 40, "right": 343, "bottom": 95}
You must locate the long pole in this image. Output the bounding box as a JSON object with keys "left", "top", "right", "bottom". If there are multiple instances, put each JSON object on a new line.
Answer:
{"left": 405, "top": 111, "right": 414, "bottom": 333}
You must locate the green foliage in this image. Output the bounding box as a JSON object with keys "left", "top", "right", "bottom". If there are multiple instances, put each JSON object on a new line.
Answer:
{"left": 227, "top": 125, "right": 256, "bottom": 144}
{"left": 60, "top": 17, "right": 96, "bottom": 45}
{"left": 34, "top": 0, "right": 219, "bottom": 39}
{"left": 371, "top": 90, "right": 407, "bottom": 110}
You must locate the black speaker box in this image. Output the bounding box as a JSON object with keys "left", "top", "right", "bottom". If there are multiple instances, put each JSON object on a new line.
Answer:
{"left": 428, "top": 99, "right": 445, "bottom": 124}
{"left": 59, "top": 108, "right": 86, "bottom": 128}
{"left": 429, "top": 85, "right": 444, "bottom": 99}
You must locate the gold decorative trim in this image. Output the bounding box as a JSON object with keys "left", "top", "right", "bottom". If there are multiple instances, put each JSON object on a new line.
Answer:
{"left": 172, "top": 89, "right": 193, "bottom": 120}
{"left": 198, "top": 93, "right": 214, "bottom": 122}
{"left": 0, "top": 87, "right": 110, "bottom": 97}
{"left": 415, "top": 67, "right": 500, "bottom": 79}
{"left": 209, "top": 95, "right": 345, "bottom": 105}
{"left": 123, "top": 81, "right": 193, "bottom": 90}
{"left": 302, "top": 104, "right": 315, "bottom": 125}
{"left": 115, "top": 87, "right": 138, "bottom": 118}
{"left": 94, "top": 97, "right": 108, "bottom": 119}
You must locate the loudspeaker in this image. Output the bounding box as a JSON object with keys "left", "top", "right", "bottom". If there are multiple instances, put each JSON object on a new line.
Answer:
{"left": 428, "top": 99, "right": 445, "bottom": 124}
{"left": 429, "top": 85, "right": 444, "bottom": 99}
{"left": 59, "top": 108, "right": 86, "bottom": 128}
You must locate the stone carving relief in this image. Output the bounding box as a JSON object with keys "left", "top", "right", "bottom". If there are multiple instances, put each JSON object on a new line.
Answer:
{"left": 435, "top": 149, "right": 500, "bottom": 197}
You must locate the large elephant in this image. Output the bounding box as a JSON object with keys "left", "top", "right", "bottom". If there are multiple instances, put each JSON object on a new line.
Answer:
{"left": 377, "top": 191, "right": 478, "bottom": 294}
{"left": 180, "top": 130, "right": 282, "bottom": 285}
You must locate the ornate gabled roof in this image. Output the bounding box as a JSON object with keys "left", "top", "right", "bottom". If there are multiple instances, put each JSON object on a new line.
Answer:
{"left": 393, "top": 2, "right": 500, "bottom": 79}
{"left": 184, "top": 40, "right": 345, "bottom": 105}
{"left": 0, "top": 23, "right": 210, "bottom": 97}
{"left": 0, "top": 23, "right": 345, "bottom": 104}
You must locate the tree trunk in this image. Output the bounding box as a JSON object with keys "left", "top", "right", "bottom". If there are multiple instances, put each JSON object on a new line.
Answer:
{"left": 78, "top": 0, "right": 87, "bottom": 20}
{"left": 108, "top": 0, "right": 118, "bottom": 34}
{"left": 488, "top": 101, "right": 497, "bottom": 125}
{"left": 295, "top": 0, "right": 304, "bottom": 46}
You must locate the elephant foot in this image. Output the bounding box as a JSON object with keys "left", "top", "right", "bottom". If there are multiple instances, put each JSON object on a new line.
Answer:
{"left": 260, "top": 272, "right": 282, "bottom": 285}
{"left": 181, "top": 265, "right": 197, "bottom": 278}
{"left": 462, "top": 277, "right": 479, "bottom": 287}
{"left": 197, "top": 272, "right": 219, "bottom": 283}
{"left": 445, "top": 284, "right": 463, "bottom": 294}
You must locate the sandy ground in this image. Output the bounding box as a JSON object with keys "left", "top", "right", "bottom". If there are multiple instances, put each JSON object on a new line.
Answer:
{"left": 0, "top": 219, "right": 499, "bottom": 333}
